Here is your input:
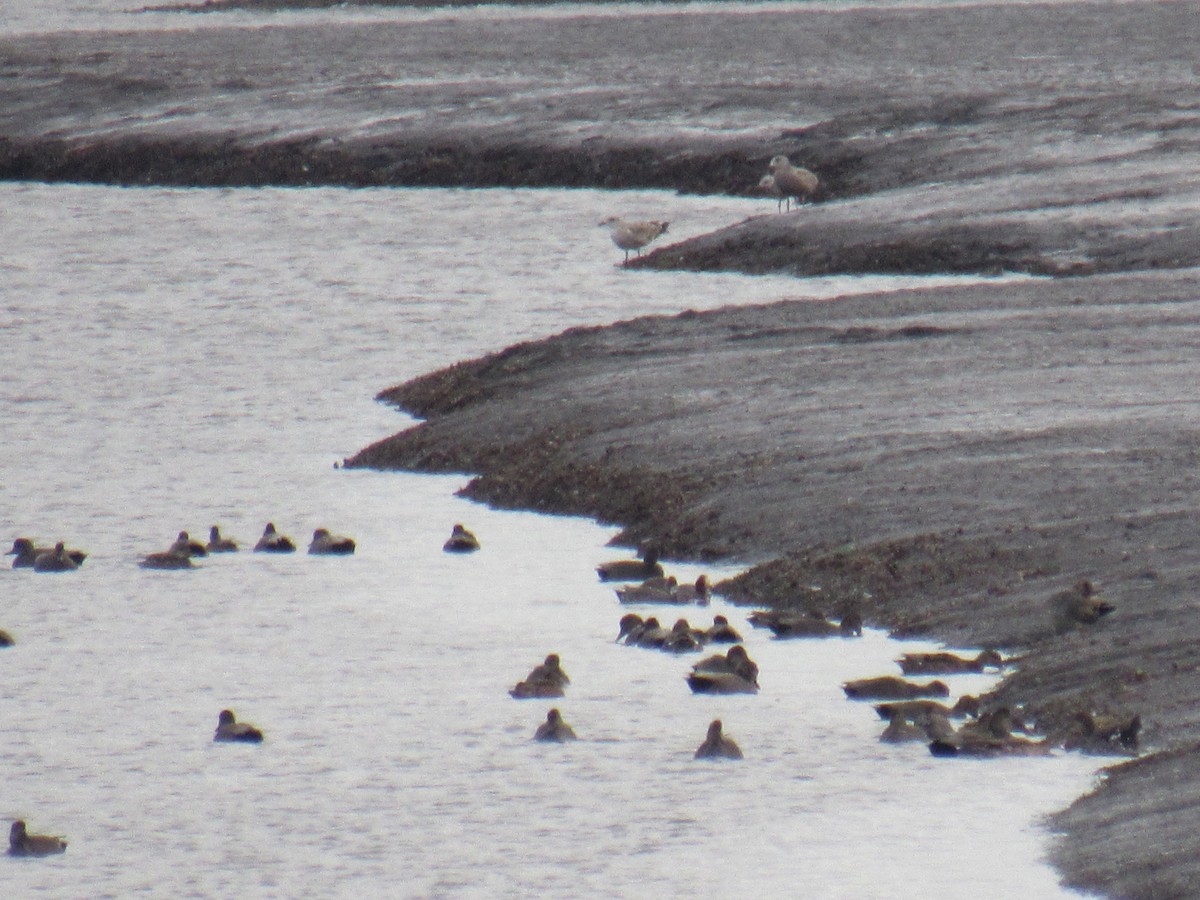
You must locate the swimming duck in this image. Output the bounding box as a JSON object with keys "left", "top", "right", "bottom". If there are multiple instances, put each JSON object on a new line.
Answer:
{"left": 206, "top": 526, "right": 239, "bottom": 553}
{"left": 661, "top": 618, "right": 704, "bottom": 654}
{"left": 533, "top": 708, "right": 578, "bottom": 742}
{"left": 598, "top": 216, "right": 670, "bottom": 262}
{"left": 671, "top": 575, "right": 711, "bottom": 605}
{"left": 631, "top": 616, "right": 671, "bottom": 649}
{"left": 897, "top": 649, "right": 1005, "bottom": 676}
{"left": 842, "top": 676, "right": 950, "bottom": 701}
{"left": 139, "top": 546, "right": 195, "bottom": 569}
{"left": 616, "top": 576, "right": 678, "bottom": 604}
{"left": 694, "top": 719, "right": 743, "bottom": 759}
{"left": 688, "top": 645, "right": 760, "bottom": 694}
{"left": 308, "top": 528, "right": 356, "bottom": 555}
{"left": 879, "top": 714, "right": 928, "bottom": 743}
{"left": 616, "top": 613, "right": 645, "bottom": 643}
{"left": 8, "top": 538, "right": 87, "bottom": 569}
{"left": 1051, "top": 580, "right": 1114, "bottom": 633}
{"left": 597, "top": 547, "right": 664, "bottom": 582}
{"left": 8, "top": 820, "right": 66, "bottom": 856}
{"left": 874, "top": 695, "right": 981, "bottom": 724}
{"left": 32, "top": 542, "right": 80, "bottom": 573}
{"left": 704, "top": 615, "right": 743, "bottom": 644}
{"left": 442, "top": 524, "right": 480, "bottom": 553}
{"left": 213, "top": 709, "right": 264, "bottom": 743}
{"left": 509, "top": 654, "right": 570, "bottom": 699}
{"left": 169, "top": 531, "right": 208, "bottom": 558}
{"left": 253, "top": 523, "right": 296, "bottom": 553}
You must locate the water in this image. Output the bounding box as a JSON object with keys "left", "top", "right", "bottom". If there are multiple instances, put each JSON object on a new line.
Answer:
{"left": 1, "top": 179, "right": 1101, "bottom": 896}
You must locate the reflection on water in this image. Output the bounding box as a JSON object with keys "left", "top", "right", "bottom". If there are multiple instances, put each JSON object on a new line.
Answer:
{"left": 1, "top": 182, "right": 1097, "bottom": 897}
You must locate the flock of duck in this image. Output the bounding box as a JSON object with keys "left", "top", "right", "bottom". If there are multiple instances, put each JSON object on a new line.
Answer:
{"left": 598, "top": 154, "right": 820, "bottom": 262}
{"left": 4, "top": 520, "right": 482, "bottom": 856}
{"left": 527, "top": 548, "right": 1143, "bottom": 767}
{"left": 6, "top": 521, "right": 1139, "bottom": 856}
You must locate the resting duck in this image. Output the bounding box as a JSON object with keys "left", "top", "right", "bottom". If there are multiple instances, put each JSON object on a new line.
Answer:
{"left": 169, "top": 531, "right": 208, "bottom": 558}
{"left": 8, "top": 538, "right": 87, "bottom": 569}
{"left": 704, "top": 615, "right": 744, "bottom": 644}
{"left": 929, "top": 707, "right": 1051, "bottom": 758}
{"left": 753, "top": 608, "right": 861, "bottom": 638}
{"left": 898, "top": 649, "right": 1004, "bottom": 676}
{"left": 442, "top": 524, "right": 480, "bottom": 553}
{"left": 509, "top": 654, "right": 570, "bottom": 699}
{"left": 694, "top": 719, "right": 743, "bottom": 759}
{"left": 874, "top": 695, "right": 981, "bottom": 723}
{"left": 8, "top": 820, "right": 66, "bottom": 856}
{"left": 597, "top": 548, "right": 663, "bottom": 582}
{"left": 533, "top": 708, "right": 578, "bottom": 742}
{"left": 32, "top": 542, "right": 80, "bottom": 573}
{"left": 308, "top": 528, "right": 356, "bottom": 555}
{"left": 206, "top": 526, "right": 239, "bottom": 553}
{"left": 842, "top": 676, "right": 950, "bottom": 701}
{"left": 253, "top": 523, "right": 296, "bottom": 553}
{"left": 1051, "top": 579, "right": 1114, "bottom": 633}
{"left": 213, "top": 709, "right": 264, "bottom": 743}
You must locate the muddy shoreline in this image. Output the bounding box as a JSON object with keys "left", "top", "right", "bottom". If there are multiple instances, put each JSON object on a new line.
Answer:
{"left": 347, "top": 269, "right": 1200, "bottom": 899}
{"left": 7, "top": 0, "right": 1200, "bottom": 894}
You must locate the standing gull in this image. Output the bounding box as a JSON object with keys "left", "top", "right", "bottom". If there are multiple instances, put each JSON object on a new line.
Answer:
{"left": 599, "top": 216, "right": 669, "bottom": 262}
{"left": 767, "top": 155, "right": 820, "bottom": 207}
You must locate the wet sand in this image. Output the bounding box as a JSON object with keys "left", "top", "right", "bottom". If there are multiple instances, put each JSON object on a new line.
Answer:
{"left": 5, "top": 1, "right": 1200, "bottom": 895}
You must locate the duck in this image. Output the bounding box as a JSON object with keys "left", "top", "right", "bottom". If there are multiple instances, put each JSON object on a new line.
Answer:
{"left": 169, "top": 531, "right": 208, "bottom": 558}
{"left": 206, "top": 526, "right": 239, "bottom": 553}
{"left": 8, "top": 538, "right": 87, "bottom": 569}
{"left": 533, "top": 708, "right": 578, "bottom": 742}
{"left": 767, "top": 155, "right": 820, "bottom": 205}
{"left": 694, "top": 719, "right": 743, "bottom": 759}
{"left": 253, "top": 523, "right": 296, "bottom": 553}
{"left": 32, "top": 542, "right": 80, "bottom": 573}
{"left": 597, "top": 547, "right": 664, "bottom": 583}
{"left": 442, "top": 524, "right": 480, "bottom": 553}
{"left": 616, "top": 613, "right": 645, "bottom": 643}
{"left": 671, "top": 575, "right": 711, "bottom": 605}
{"left": 929, "top": 708, "right": 1051, "bottom": 758}
{"left": 842, "top": 676, "right": 950, "bottom": 701}
{"left": 897, "top": 649, "right": 1005, "bottom": 676}
{"left": 687, "top": 645, "right": 760, "bottom": 694}
{"left": 878, "top": 713, "right": 928, "bottom": 744}
{"left": 630, "top": 616, "right": 671, "bottom": 649}
{"left": 213, "top": 709, "right": 264, "bottom": 743}
{"left": 8, "top": 820, "right": 66, "bottom": 856}
{"left": 308, "top": 528, "right": 356, "bottom": 555}
{"left": 1059, "top": 710, "right": 1142, "bottom": 754}
{"left": 0, "top": 629, "right": 13, "bottom": 646}
{"left": 874, "top": 695, "right": 981, "bottom": 723}
{"left": 615, "top": 576, "right": 678, "bottom": 604}
{"left": 764, "top": 609, "right": 862, "bottom": 639}
{"left": 509, "top": 653, "right": 570, "bottom": 699}
{"left": 598, "top": 216, "right": 670, "bottom": 262}
{"left": 661, "top": 618, "right": 704, "bottom": 654}
{"left": 1051, "top": 579, "right": 1114, "bottom": 632}
{"left": 704, "top": 615, "right": 743, "bottom": 644}
{"left": 139, "top": 546, "right": 195, "bottom": 569}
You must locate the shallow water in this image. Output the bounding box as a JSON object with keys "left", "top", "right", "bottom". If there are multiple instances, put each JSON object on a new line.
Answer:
{"left": 0, "top": 181, "right": 1101, "bottom": 896}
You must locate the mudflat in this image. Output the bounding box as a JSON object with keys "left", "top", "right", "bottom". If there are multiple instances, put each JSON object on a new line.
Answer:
{"left": 6, "top": 1, "right": 1200, "bottom": 895}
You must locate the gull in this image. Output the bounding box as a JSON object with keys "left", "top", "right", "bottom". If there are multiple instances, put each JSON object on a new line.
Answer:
{"left": 598, "top": 216, "right": 669, "bottom": 262}
{"left": 757, "top": 174, "right": 787, "bottom": 212}
{"left": 767, "top": 155, "right": 820, "bottom": 207}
